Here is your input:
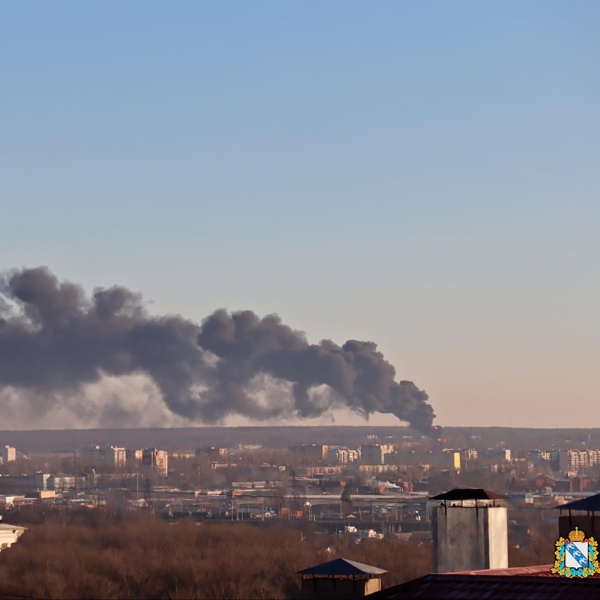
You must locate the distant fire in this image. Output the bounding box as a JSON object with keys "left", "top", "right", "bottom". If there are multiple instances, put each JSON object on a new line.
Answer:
{"left": 433, "top": 425, "right": 447, "bottom": 443}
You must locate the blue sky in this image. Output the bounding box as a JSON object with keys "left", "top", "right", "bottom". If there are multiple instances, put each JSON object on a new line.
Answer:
{"left": 2, "top": 1, "right": 599, "bottom": 427}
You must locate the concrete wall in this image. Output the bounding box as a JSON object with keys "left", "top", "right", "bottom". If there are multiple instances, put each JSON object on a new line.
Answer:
{"left": 433, "top": 505, "right": 508, "bottom": 573}
{"left": 487, "top": 506, "right": 508, "bottom": 569}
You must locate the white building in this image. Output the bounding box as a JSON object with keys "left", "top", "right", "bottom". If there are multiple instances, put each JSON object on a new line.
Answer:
{"left": 326, "top": 447, "right": 360, "bottom": 465}
{"left": 564, "top": 449, "right": 600, "bottom": 474}
{"left": 49, "top": 475, "right": 86, "bottom": 491}
{"left": 0, "top": 518, "right": 26, "bottom": 552}
{"left": 1, "top": 446, "right": 16, "bottom": 463}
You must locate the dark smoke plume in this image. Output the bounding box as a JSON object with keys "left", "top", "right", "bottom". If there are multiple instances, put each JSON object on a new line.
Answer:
{"left": 0, "top": 267, "right": 436, "bottom": 433}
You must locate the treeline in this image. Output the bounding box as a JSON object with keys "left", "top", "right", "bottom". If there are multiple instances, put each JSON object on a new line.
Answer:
{"left": 0, "top": 508, "right": 431, "bottom": 599}
{"left": 0, "top": 426, "right": 412, "bottom": 454}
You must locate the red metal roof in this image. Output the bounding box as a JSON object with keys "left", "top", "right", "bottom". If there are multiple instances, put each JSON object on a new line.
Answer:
{"left": 370, "top": 565, "right": 600, "bottom": 599}
{"left": 448, "top": 565, "right": 570, "bottom": 577}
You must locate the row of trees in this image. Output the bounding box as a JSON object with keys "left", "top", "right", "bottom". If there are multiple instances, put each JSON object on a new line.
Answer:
{"left": 0, "top": 507, "right": 432, "bottom": 599}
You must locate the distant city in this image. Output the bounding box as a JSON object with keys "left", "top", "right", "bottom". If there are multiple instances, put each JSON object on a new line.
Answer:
{"left": 2, "top": 426, "right": 600, "bottom": 597}
{"left": 1, "top": 426, "right": 600, "bottom": 527}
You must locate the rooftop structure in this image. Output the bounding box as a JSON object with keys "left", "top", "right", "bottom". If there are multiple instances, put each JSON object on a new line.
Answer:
{"left": 556, "top": 492, "right": 600, "bottom": 513}
{"left": 369, "top": 564, "right": 600, "bottom": 599}
{"left": 556, "top": 491, "right": 600, "bottom": 540}
{"left": 298, "top": 558, "right": 387, "bottom": 598}
{"left": 431, "top": 488, "right": 508, "bottom": 573}
{"left": 431, "top": 488, "right": 508, "bottom": 503}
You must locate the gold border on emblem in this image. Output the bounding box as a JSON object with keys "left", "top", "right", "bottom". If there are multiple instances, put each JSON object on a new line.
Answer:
{"left": 552, "top": 529, "right": 599, "bottom": 578}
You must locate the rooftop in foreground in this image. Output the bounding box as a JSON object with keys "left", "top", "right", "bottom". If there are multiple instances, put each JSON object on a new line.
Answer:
{"left": 369, "top": 565, "right": 600, "bottom": 600}
{"left": 556, "top": 492, "right": 600, "bottom": 513}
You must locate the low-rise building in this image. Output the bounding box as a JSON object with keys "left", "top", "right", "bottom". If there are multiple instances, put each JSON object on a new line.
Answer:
{"left": 49, "top": 475, "right": 86, "bottom": 491}
{"left": 0, "top": 518, "right": 26, "bottom": 552}
{"left": 386, "top": 450, "right": 460, "bottom": 471}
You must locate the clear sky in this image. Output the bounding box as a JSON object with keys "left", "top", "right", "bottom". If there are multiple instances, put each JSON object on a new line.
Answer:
{"left": 2, "top": 1, "right": 599, "bottom": 428}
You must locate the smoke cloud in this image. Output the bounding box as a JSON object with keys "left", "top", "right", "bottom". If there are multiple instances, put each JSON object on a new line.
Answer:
{"left": 0, "top": 267, "right": 436, "bottom": 433}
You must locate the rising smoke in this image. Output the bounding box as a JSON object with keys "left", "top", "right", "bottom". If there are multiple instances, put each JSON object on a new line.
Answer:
{"left": 0, "top": 267, "right": 436, "bottom": 433}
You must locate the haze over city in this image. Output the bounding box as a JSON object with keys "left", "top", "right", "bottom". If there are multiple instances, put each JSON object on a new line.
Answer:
{"left": 2, "top": 2, "right": 599, "bottom": 429}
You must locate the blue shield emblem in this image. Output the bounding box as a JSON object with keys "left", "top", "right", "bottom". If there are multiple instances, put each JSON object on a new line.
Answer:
{"left": 565, "top": 541, "right": 588, "bottom": 569}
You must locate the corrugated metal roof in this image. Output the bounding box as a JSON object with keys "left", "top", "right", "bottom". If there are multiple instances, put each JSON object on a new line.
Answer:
{"left": 450, "top": 565, "right": 558, "bottom": 577}
{"left": 297, "top": 558, "right": 387, "bottom": 576}
{"left": 430, "top": 488, "right": 508, "bottom": 501}
{"left": 556, "top": 492, "right": 600, "bottom": 512}
{"left": 369, "top": 572, "right": 600, "bottom": 599}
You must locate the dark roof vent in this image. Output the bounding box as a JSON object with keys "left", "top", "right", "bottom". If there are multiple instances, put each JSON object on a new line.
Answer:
{"left": 298, "top": 558, "right": 387, "bottom": 577}
{"left": 430, "top": 488, "right": 508, "bottom": 501}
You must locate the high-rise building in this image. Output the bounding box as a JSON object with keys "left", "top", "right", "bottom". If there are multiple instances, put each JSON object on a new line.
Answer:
{"left": 290, "top": 444, "right": 328, "bottom": 464}
{"left": 1, "top": 446, "right": 16, "bottom": 463}
{"left": 127, "top": 449, "right": 144, "bottom": 465}
{"left": 84, "top": 445, "right": 126, "bottom": 469}
{"left": 109, "top": 446, "right": 127, "bottom": 468}
{"left": 360, "top": 443, "right": 394, "bottom": 465}
{"left": 556, "top": 449, "right": 600, "bottom": 475}
{"left": 142, "top": 448, "right": 169, "bottom": 477}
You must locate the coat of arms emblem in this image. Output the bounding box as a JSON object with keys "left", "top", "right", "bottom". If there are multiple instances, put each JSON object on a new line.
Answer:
{"left": 552, "top": 527, "right": 599, "bottom": 578}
